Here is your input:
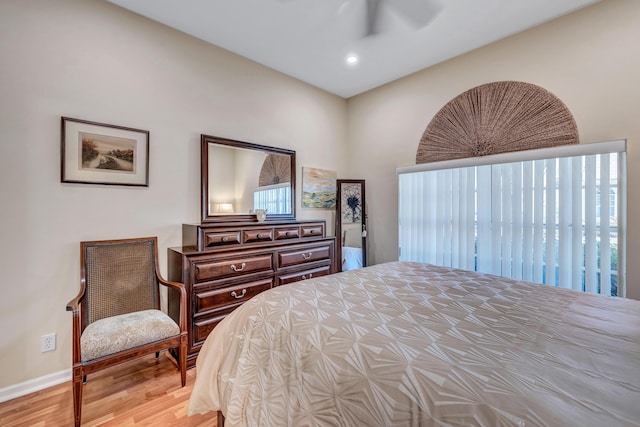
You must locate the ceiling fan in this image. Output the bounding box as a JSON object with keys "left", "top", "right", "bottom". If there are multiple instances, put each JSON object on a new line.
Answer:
{"left": 362, "top": 0, "right": 442, "bottom": 37}
{"left": 277, "top": 0, "right": 442, "bottom": 38}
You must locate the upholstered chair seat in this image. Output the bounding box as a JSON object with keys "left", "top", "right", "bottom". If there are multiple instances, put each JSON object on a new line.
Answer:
{"left": 80, "top": 309, "right": 180, "bottom": 362}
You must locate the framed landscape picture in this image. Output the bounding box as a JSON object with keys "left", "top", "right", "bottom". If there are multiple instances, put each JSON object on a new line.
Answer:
{"left": 302, "top": 167, "right": 336, "bottom": 208}
{"left": 61, "top": 117, "right": 149, "bottom": 186}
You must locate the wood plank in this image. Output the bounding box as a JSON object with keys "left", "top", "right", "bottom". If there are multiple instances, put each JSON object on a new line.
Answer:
{"left": 0, "top": 352, "right": 217, "bottom": 426}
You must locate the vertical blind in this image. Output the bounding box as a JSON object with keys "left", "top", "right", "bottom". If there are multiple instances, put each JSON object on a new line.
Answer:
{"left": 253, "top": 184, "right": 291, "bottom": 214}
{"left": 397, "top": 141, "right": 626, "bottom": 297}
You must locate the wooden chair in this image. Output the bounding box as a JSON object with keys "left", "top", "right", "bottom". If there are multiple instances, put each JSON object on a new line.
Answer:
{"left": 66, "top": 237, "right": 187, "bottom": 427}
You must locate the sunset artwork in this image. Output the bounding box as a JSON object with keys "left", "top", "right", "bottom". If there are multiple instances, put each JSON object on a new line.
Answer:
{"left": 302, "top": 167, "right": 336, "bottom": 208}
{"left": 62, "top": 117, "right": 148, "bottom": 186}
{"left": 79, "top": 132, "right": 136, "bottom": 173}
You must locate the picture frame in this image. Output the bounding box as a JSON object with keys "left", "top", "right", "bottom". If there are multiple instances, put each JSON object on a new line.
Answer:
{"left": 339, "top": 180, "right": 364, "bottom": 224}
{"left": 61, "top": 117, "right": 149, "bottom": 186}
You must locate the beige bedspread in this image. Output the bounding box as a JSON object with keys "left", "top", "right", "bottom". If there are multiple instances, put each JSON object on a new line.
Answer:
{"left": 188, "top": 261, "right": 640, "bottom": 426}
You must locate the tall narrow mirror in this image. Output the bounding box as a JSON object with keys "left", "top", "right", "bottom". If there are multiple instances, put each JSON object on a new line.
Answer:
{"left": 336, "top": 179, "right": 367, "bottom": 272}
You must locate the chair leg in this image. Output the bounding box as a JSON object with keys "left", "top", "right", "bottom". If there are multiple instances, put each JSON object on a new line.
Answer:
{"left": 72, "top": 368, "right": 84, "bottom": 427}
{"left": 179, "top": 335, "right": 187, "bottom": 387}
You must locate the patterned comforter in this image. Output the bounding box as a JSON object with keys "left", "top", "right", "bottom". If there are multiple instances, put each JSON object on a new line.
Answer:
{"left": 188, "top": 261, "right": 640, "bottom": 426}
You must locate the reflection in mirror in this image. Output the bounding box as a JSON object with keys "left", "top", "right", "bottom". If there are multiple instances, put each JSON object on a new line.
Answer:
{"left": 336, "top": 179, "right": 367, "bottom": 272}
{"left": 201, "top": 135, "right": 296, "bottom": 222}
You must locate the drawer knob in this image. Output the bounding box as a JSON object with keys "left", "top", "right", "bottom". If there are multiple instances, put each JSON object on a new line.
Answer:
{"left": 301, "top": 252, "right": 312, "bottom": 260}
{"left": 221, "top": 236, "right": 229, "bottom": 242}
{"left": 230, "top": 262, "right": 246, "bottom": 272}
{"left": 309, "top": 230, "right": 315, "bottom": 234}
{"left": 231, "top": 289, "right": 247, "bottom": 299}
{"left": 301, "top": 273, "right": 313, "bottom": 280}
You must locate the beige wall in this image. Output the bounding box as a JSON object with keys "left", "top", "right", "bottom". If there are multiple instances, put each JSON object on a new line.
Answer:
{"left": 347, "top": 0, "right": 640, "bottom": 300}
{"left": 0, "top": 0, "right": 347, "bottom": 389}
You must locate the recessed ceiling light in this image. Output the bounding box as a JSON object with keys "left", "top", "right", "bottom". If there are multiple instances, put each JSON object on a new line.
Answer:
{"left": 346, "top": 54, "right": 359, "bottom": 66}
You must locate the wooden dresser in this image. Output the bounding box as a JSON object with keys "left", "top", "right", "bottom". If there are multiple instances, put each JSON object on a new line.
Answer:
{"left": 168, "top": 220, "right": 335, "bottom": 367}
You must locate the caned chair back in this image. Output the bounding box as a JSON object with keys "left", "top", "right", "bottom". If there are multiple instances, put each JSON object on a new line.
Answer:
{"left": 81, "top": 238, "right": 160, "bottom": 328}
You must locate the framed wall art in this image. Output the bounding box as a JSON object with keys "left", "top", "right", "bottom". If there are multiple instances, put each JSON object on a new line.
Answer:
{"left": 302, "top": 167, "right": 336, "bottom": 208}
{"left": 339, "top": 181, "right": 364, "bottom": 224}
{"left": 61, "top": 116, "right": 149, "bottom": 186}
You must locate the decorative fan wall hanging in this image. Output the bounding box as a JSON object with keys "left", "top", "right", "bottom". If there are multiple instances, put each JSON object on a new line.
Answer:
{"left": 259, "top": 154, "right": 291, "bottom": 187}
{"left": 416, "top": 81, "right": 579, "bottom": 164}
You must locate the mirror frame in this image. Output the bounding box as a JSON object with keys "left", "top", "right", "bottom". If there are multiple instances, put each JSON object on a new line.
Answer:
{"left": 335, "top": 179, "right": 367, "bottom": 272}
{"left": 201, "top": 134, "right": 296, "bottom": 222}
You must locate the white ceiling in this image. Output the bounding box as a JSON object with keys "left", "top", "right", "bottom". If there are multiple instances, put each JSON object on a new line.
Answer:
{"left": 106, "top": 0, "right": 599, "bottom": 98}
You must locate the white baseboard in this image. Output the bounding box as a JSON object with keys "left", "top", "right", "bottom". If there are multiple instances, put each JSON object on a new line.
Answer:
{"left": 0, "top": 369, "right": 71, "bottom": 403}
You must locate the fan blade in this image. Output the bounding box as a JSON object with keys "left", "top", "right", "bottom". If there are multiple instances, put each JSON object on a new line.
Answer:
{"left": 365, "top": 0, "right": 381, "bottom": 36}
{"left": 386, "top": 0, "right": 442, "bottom": 30}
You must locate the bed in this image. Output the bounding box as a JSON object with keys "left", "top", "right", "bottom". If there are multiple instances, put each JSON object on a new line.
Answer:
{"left": 188, "top": 261, "right": 640, "bottom": 426}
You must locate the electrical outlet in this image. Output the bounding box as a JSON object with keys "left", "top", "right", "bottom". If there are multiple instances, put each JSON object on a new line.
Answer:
{"left": 41, "top": 333, "right": 56, "bottom": 352}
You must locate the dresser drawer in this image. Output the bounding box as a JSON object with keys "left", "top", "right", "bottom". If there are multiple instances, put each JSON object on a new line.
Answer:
{"left": 301, "top": 224, "right": 324, "bottom": 238}
{"left": 275, "top": 227, "right": 300, "bottom": 240}
{"left": 194, "top": 254, "right": 273, "bottom": 282}
{"left": 278, "top": 244, "right": 331, "bottom": 268}
{"left": 277, "top": 265, "right": 331, "bottom": 286}
{"left": 193, "top": 313, "right": 227, "bottom": 344}
{"left": 243, "top": 228, "right": 273, "bottom": 243}
{"left": 194, "top": 279, "right": 273, "bottom": 314}
{"left": 203, "top": 231, "right": 241, "bottom": 247}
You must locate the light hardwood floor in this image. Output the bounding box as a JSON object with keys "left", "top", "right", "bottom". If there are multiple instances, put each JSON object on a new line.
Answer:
{"left": 0, "top": 353, "right": 217, "bottom": 426}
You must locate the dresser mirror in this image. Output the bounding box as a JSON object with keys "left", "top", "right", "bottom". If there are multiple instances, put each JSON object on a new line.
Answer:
{"left": 201, "top": 134, "right": 296, "bottom": 222}
{"left": 336, "top": 179, "right": 367, "bottom": 272}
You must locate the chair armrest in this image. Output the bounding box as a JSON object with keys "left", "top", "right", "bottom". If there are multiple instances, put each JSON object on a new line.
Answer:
{"left": 158, "top": 276, "right": 185, "bottom": 293}
{"left": 66, "top": 283, "right": 86, "bottom": 314}
{"left": 66, "top": 296, "right": 81, "bottom": 314}
{"left": 157, "top": 276, "right": 187, "bottom": 332}
{"left": 67, "top": 285, "right": 85, "bottom": 365}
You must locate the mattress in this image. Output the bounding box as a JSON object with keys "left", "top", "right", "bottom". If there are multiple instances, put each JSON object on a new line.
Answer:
{"left": 188, "top": 261, "right": 640, "bottom": 426}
